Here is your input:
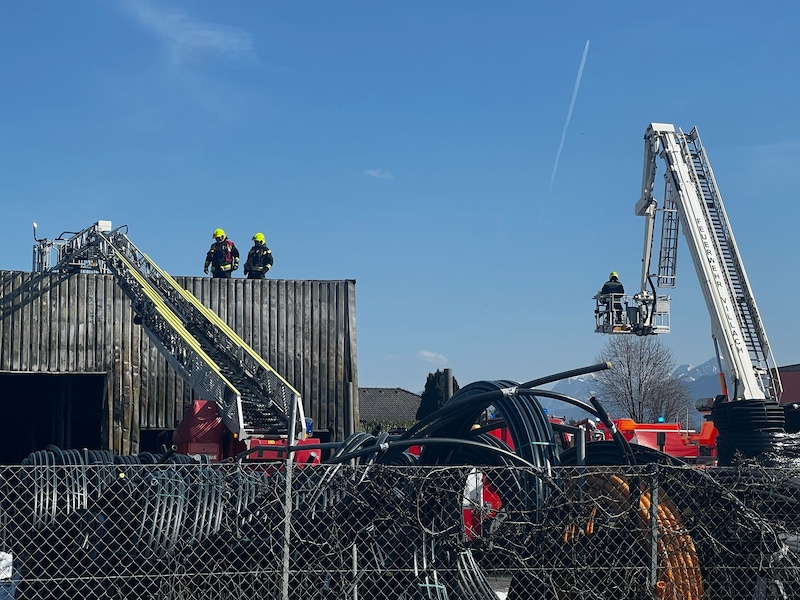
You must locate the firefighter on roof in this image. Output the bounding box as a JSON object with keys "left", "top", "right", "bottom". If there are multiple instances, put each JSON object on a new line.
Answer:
{"left": 204, "top": 228, "right": 240, "bottom": 278}
{"left": 243, "top": 232, "right": 274, "bottom": 279}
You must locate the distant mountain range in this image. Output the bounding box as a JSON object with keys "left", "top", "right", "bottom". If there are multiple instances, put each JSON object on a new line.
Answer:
{"left": 538, "top": 358, "right": 722, "bottom": 424}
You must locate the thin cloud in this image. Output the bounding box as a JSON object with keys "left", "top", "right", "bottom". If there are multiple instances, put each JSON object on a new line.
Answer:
{"left": 550, "top": 39, "right": 590, "bottom": 191}
{"left": 416, "top": 350, "right": 447, "bottom": 365}
{"left": 364, "top": 168, "right": 395, "bottom": 180}
{"left": 122, "top": 0, "right": 255, "bottom": 68}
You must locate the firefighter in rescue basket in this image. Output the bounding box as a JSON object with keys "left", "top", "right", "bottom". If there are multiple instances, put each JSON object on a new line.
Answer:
{"left": 596, "top": 271, "right": 627, "bottom": 329}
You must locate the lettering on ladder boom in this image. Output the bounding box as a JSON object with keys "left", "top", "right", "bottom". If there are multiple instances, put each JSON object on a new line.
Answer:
{"left": 697, "top": 219, "right": 744, "bottom": 356}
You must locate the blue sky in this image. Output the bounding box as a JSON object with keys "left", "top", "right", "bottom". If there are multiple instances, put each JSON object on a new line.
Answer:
{"left": 2, "top": 2, "right": 799, "bottom": 395}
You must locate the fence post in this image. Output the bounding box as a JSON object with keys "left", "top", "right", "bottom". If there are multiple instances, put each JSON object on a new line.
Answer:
{"left": 352, "top": 543, "right": 359, "bottom": 600}
{"left": 282, "top": 399, "right": 298, "bottom": 600}
{"left": 649, "top": 465, "right": 659, "bottom": 595}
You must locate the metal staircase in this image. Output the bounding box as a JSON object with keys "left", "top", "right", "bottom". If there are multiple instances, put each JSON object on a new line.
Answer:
{"left": 40, "top": 221, "right": 305, "bottom": 441}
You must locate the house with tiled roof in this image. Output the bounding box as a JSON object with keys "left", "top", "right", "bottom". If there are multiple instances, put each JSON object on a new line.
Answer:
{"left": 780, "top": 364, "right": 800, "bottom": 405}
{"left": 358, "top": 387, "right": 421, "bottom": 427}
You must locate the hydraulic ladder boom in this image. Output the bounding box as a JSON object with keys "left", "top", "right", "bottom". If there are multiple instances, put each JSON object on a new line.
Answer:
{"left": 41, "top": 221, "right": 305, "bottom": 441}
{"left": 636, "top": 123, "right": 781, "bottom": 402}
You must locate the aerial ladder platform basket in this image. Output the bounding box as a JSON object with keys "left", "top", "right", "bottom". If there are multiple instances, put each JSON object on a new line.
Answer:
{"left": 594, "top": 123, "right": 781, "bottom": 406}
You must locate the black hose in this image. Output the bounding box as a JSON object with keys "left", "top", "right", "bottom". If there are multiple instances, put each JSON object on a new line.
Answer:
{"left": 518, "top": 361, "right": 612, "bottom": 389}
{"left": 325, "top": 438, "right": 537, "bottom": 468}
{"left": 590, "top": 395, "right": 637, "bottom": 465}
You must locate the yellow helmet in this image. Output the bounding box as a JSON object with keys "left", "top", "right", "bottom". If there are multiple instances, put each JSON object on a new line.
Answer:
{"left": 252, "top": 232, "right": 265, "bottom": 243}
{"left": 609, "top": 271, "right": 618, "bottom": 279}
{"left": 212, "top": 228, "right": 226, "bottom": 240}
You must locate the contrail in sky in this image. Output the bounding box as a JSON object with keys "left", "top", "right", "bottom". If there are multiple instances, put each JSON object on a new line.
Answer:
{"left": 550, "top": 39, "right": 590, "bottom": 191}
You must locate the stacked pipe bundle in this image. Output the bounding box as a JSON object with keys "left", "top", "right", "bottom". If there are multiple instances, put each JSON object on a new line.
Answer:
{"left": 6, "top": 362, "right": 800, "bottom": 599}
{"left": 711, "top": 398, "right": 786, "bottom": 465}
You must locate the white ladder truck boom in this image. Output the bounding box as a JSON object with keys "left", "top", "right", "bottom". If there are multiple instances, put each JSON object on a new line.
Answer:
{"left": 635, "top": 123, "right": 782, "bottom": 403}
{"left": 27, "top": 221, "right": 307, "bottom": 445}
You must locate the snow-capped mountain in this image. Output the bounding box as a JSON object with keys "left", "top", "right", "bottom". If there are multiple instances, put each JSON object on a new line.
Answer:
{"left": 673, "top": 358, "right": 721, "bottom": 382}
{"left": 538, "top": 358, "right": 723, "bottom": 422}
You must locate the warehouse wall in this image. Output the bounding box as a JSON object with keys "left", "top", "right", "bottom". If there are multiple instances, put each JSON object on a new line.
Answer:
{"left": 0, "top": 270, "right": 358, "bottom": 456}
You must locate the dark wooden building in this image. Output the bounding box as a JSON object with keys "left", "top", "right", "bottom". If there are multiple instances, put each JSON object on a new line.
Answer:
{"left": 0, "top": 270, "right": 359, "bottom": 463}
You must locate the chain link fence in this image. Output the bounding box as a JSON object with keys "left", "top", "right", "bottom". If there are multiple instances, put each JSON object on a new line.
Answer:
{"left": 1, "top": 452, "right": 800, "bottom": 599}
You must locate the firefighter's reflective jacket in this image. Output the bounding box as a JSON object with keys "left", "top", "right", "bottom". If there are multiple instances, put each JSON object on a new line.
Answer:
{"left": 204, "top": 239, "right": 240, "bottom": 275}
{"left": 244, "top": 244, "right": 274, "bottom": 278}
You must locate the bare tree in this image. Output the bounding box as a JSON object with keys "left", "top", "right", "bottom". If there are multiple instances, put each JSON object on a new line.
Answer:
{"left": 594, "top": 335, "right": 692, "bottom": 424}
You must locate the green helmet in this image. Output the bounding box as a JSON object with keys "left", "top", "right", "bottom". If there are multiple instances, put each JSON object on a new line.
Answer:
{"left": 609, "top": 271, "right": 618, "bottom": 279}
{"left": 252, "top": 232, "right": 265, "bottom": 243}
{"left": 212, "top": 228, "right": 226, "bottom": 240}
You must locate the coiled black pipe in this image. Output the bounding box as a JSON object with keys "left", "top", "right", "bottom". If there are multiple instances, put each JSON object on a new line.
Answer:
{"left": 712, "top": 398, "right": 786, "bottom": 465}
{"left": 324, "top": 438, "right": 537, "bottom": 468}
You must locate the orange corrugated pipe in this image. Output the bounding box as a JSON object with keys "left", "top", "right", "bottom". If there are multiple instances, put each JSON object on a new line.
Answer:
{"left": 586, "top": 474, "right": 704, "bottom": 599}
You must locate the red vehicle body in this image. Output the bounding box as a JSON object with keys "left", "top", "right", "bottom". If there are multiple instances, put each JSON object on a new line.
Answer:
{"left": 173, "top": 399, "right": 321, "bottom": 465}
{"left": 463, "top": 416, "right": 569, "bottom": 539}
{"left": 576, "top": 417, "right": 718, "bottom": 464}
{"left": 463, "top": 414, "right": 719, "bottom": 539}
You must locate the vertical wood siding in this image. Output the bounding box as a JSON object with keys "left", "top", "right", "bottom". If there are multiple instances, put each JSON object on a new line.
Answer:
{"left": 0, "top": 271, "right": 359, "bottom": 453}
